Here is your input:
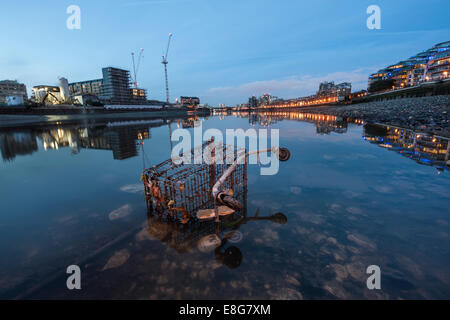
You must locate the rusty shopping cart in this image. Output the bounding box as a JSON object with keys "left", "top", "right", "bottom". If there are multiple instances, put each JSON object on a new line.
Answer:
{"left": 141, "top": 138, "right": 290, "bottom": 224}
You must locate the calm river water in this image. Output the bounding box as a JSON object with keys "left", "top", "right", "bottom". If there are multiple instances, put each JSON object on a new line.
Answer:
{"left": 0, "top": 112, "right": 449, "bottom": 299}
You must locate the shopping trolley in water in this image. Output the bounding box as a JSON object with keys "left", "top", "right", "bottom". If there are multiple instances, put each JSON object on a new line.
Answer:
{"left": 141, "top": 138, "right": 290, "bottom": 224}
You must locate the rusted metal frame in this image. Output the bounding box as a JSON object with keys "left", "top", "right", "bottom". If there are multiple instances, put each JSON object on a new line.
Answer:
{"left": 212, "top": 147, "right": 278, "bottom": 221}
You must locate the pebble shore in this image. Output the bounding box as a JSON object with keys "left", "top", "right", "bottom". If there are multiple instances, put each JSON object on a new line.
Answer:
{"left": 300, "top": 95, "right": 450, "bottom": 137}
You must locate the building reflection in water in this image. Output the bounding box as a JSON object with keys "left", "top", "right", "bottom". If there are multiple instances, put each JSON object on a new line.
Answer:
{"left": 363, "top": 123, "right": 450, "bottom": 171}
{"left": 235, "top": 111, "right": 349, "bottom": 135}
{"left": 0, "top": 131, "right": 38, "bottom": 161}
{"left": 175, "top": 116, "right": 201, "bottom": 129}
{"left": 0, "top": 119, "right": 167, "bottom": 162}
{"left": 235, "top": 110, "right": 449, "bottom": 171}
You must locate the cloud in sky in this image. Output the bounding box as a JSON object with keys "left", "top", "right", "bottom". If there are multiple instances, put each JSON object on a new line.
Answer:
{"left": 203, "top": 67, "right": 377, "bottom": 105}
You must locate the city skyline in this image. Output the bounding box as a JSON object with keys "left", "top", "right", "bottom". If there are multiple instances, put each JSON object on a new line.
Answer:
{"left": 1, "top": 0, "right": 449, "bottom": 105}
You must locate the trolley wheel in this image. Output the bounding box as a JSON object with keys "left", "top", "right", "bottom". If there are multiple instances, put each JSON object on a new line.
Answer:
{"left": 219, "top": 194, "right": 242, "bottom": 212}
{"left": 278, "top": 147, "right": 291, "bottom": 162}
{"left": 271, "top": 212, "right": 288, "bottom": 224}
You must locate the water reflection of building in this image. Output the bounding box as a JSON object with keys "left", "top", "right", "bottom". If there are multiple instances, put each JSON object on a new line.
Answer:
{"left": 0, "top": 120, "right": 166, "bottom": 162}
{"left": 178, "top": 117, "right": 201, "bottom": 128}
{"left": 0, "top": 132, "right": 38, "bottom": 161}
{"left": 38, "top": 123, "right": 155, "bottom": 160}
{"left": 363, "top": 124, "right": 450, "bottom": 169}
{"left": 239, "top": 111, "right": 348, "bottom": 135}
{"left": 104, "top": 124, "right": 150, "bottom": 160}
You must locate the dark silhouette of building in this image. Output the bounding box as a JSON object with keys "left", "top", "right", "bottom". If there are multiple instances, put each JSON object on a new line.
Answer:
{"left": 0, "top": 132, "right": 38, "bottom": 161}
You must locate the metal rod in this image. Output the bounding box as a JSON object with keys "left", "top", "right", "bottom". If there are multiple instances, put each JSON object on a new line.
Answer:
{"left": 212, "top": 147, "right": 279, "bottom": 221}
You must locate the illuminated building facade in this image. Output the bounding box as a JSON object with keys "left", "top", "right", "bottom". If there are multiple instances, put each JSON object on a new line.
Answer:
{"left": 131, "top": 88, "right": 147, "bottom": 104}
{"left": 369, "top": 41, "right": 450, "bottom": 89}
{"left": 426, "top": 41, "right": 450, "bottom": 81}
{"left": 180, "top": 96, "right": 200, "bottom": 106}
{"left": 257, "top": 81, "right": 351, "bottom": 109}
{"left": 317, "top": 82, "right": 351, "bottom": 101}
{"left": 31, "top": 85, "right": 62, "bottom": 105}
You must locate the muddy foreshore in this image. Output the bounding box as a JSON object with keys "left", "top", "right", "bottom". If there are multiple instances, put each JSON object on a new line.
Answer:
{"left": 298, "top": 95, "right": 450, "bottom": 137}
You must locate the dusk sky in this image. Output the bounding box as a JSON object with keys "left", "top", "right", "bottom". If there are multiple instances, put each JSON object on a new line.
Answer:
{"left": 1, "top": 0, "right": 449, "bottom": 105}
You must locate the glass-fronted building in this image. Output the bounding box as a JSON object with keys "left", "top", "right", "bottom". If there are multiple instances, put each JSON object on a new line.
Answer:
{"left": 426, "top": 41, "right": 450, "bottom": 81}
{"left": 68, "top": 79, "right": 103, "bottom": 97}
{"left": 101, "top": 67, "right": 133, "bottom": 105}
{"left": 368, "top": 41, "right": 450, "bottom": 89}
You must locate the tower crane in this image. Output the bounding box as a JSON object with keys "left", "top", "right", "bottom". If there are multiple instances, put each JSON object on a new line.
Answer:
{"left": 162, "top": 33, "right": 173, "bottom": 104}
{"left": 131, "top": 48, "right": 144, "bottom": 88}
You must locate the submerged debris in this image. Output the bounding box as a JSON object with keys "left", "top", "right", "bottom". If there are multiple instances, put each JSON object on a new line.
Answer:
{"left": 108, "top": 204, "right": 132, "bottom": 221}
{"left": 269, "top": 288, "right": 303, "bottom": 300}
{"left": 120, "top": 184, "right": 144, "bottom": 194}
{"left": 102, "top": 249, "right": 131, "bottom": 271}
{"left": 197, "top": 234, "right": 221, "bottom": 253}
{"left": 347, "top": 233, "right": 377, "bottom": 251}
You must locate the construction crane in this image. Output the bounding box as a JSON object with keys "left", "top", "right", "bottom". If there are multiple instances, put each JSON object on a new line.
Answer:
{"left": 131, "top": 48, "right": 144, "bottom": 89}
{"left": 162, "top": 33, "right": 173, "bottom": 104}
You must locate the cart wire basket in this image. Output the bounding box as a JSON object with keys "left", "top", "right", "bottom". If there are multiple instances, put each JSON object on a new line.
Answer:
{"left": 142, "top": 139, "right": 248, "bottom": 224}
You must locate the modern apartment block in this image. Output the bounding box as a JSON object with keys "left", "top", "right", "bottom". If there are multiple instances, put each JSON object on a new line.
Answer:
{"left": 248, "top": 96, "right": 258, "bottom": 108}
{"left": 258, "top": 93, "right": 280, "bottom": 105}
{"left": 68, "top": 79, "right": 103, "bottom": 97}
{"left": 0, "top": 80, "right": 28, "bottom": 104}
{"left": 317, "top": 81, "right": 351, "bottom": 101}
{"left": 69, "top": 67, "right": 147, "bottom": 105}
{"left": 426, "top": 42, "right": 450, "bottom": 81}
{"left": 369, "top": 41, "right": 450, "bottom": 88}
{"left": 101, "top": 67, "right": 133, "bottom": 104}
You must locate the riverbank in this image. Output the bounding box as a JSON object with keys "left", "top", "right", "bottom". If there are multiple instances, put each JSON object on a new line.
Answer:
{"left": 0, "top": 107, "right": 210, "bottom": 128}
{"left": 298, "top": 95, "right": 450, "bottom": 137}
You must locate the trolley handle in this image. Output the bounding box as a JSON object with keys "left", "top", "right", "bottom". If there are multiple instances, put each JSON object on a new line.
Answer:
{"left": 212, "top": 147, "right": 290, "bottom": 221}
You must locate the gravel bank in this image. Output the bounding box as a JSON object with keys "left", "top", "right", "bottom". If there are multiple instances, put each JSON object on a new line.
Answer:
{"left": 300, "top": 95, "right": 450, "bottom": 137}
